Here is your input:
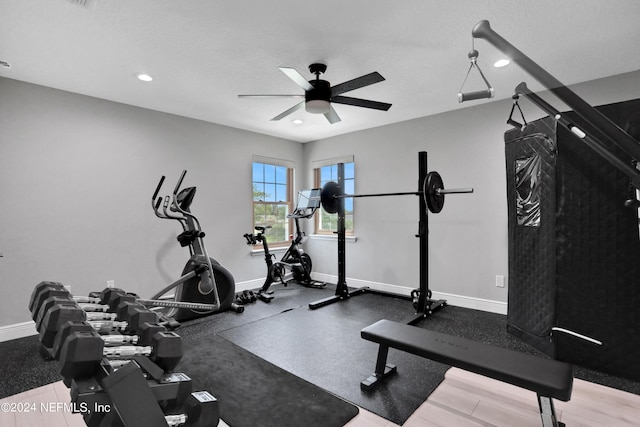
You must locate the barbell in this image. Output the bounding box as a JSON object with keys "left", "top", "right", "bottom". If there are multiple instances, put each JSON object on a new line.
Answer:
{"left": 320, "top": 171, "right": 473, "bottom": 214}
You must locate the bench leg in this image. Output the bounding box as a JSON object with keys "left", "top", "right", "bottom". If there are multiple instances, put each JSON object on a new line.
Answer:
{"left": 361, "top": 344, "right": 397, "bottom": 390}
{"left": 537, "top": 395, "right": 564, "bottom": 427}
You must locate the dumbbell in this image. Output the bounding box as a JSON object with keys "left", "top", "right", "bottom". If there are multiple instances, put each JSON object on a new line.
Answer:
{"left": 32, "top": 283, "right": 169, "bottom": 336}
{"left": 94, "top": 391, "right": 218, "bottom": 427}
{"left": 30, "top": 283, "right": 117, "bottom": 333}
{"left": 31, "top": 282, "right": 181, "bottom": 332}
{"left": 30, "top": 282, "right": 110, "bottom": 321}
{"left": 29, "top": 281, "right": 67, "bottom": 316}
{"left": 177, "top": 391, "right": 219, "bottom": 427}
{"left": 51, "top": 318, "right": 168, "bottom": 361}
{"left": 34, "top": 295, "right": 113, "bottom": 334}
{"left": 38, "top": 294, "right": 160, "bottom": 349}
{"left": 30, "top": 282, "right": 134, "bottom": 324}
{"left": 58, "top": 328, "right": 183, "bottom": 381}
{"left": 71, "top": 366, "right": 195, "bottom": 427}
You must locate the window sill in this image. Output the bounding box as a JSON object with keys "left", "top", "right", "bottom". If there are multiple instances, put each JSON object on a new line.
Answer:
{"left": 309, "top": 234, "right": 358, "bottom": 242}
{"left": 249, "top": 246, "right": 288, "bottom": 257}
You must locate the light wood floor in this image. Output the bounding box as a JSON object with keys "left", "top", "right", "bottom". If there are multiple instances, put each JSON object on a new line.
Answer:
{"left": 2, "top": 367, "right": 639, "bottom": 426}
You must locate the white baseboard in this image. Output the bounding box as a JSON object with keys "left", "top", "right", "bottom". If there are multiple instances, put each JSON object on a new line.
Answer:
{"left": 1, "top": 276, "right": 506, "bottom": 342}
{"left": 0, "top": 321, "right": 37, "bottom": 342}
{"left": 235, "top": 278, "right": 267, "bottom": 292}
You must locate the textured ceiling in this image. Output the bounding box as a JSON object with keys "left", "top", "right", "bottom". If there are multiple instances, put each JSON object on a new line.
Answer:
{"left": 1, "top": 0, "right": 639, "bottom": 142}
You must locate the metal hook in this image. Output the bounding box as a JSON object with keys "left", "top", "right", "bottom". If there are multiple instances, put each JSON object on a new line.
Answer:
{"left": 507, "top": 94, "right": 528, "bottom": 129}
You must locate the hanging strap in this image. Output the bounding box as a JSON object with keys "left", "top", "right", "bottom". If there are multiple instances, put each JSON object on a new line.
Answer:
{"left": 507, "top": 94, "right": 528, "bottom": 129}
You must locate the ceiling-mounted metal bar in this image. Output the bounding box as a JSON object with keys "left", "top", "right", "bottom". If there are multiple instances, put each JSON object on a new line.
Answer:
{"left": 515, "top": 82, "right": 640, "bottom": 188}
{"left": 472, "top": 20, "right": 640, "bottom": 163}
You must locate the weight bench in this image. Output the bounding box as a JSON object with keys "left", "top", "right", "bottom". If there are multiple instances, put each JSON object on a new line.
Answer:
{"left": 360, "top": 319, "right": 573, "bottom": 427}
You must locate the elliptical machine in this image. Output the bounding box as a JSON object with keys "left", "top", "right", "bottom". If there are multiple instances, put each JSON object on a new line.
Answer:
{"left": 244, "top": 189, "right": 325, "bottom": 303}
{"left": 151, "top": 171, "right": 243, "bottom": 321}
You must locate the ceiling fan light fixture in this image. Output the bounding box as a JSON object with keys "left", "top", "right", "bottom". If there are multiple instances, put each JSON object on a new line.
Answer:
{"left": 305, "top": 99, "right": 330, "bottom": 114}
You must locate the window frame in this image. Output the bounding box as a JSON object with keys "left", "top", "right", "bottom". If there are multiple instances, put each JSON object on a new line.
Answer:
{"left": 313, "top": 157, "right": 355, "bottom": 236}
{"left": 251, "top": 157, "right": 294, "bottom": 249}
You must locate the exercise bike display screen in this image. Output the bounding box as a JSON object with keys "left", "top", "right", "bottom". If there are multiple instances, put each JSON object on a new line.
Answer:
{"left": 296, "top": 189, "right": 321, "bottom": 210}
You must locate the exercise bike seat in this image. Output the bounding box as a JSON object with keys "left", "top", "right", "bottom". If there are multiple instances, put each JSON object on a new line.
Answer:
{"left": 255, "top": 225, "right": 272, "bottom": 232}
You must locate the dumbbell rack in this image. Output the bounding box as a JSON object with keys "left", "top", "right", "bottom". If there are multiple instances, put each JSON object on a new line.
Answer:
{"left": 29, "top": 281, "right": 219, "bottom": 427}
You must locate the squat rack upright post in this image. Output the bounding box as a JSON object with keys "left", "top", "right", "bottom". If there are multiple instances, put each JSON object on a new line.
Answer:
{"left": 308, "top": 151, "right": 446, "bottom": 324}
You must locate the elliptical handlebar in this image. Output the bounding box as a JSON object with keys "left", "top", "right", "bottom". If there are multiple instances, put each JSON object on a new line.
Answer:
{"left": 152, "top": 175, "right": 167, "bottom": 219}
{"left": 174, "top": 170, "right": 187, "bottom": 198}
{"left": 166, "top": 171, "right": 204, "bottom": 232}
{"left": 152, "top": 170, "right": 196, "bottom": 224}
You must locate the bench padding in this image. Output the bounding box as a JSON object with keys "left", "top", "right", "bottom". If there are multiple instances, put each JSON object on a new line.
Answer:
{"left": 361, "top": 319, "right": 573, "bottom": 401}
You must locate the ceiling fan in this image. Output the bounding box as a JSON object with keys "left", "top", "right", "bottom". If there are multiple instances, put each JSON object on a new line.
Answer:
{"left": 238, "top": 63, "right": 391, "bottom": 124}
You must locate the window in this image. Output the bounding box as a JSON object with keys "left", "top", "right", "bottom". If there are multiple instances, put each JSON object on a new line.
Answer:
{"left": 252, "top": 158, "right": 293, "bottom": 247}
{"left": 515, "top": 155, "right": 541, "bottom": 227}
{"left": 314, "top": 160, "right": 355, "bottom": 235}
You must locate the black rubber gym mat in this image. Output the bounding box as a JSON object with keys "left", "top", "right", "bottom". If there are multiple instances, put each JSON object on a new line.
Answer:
{"left": 177, "top": 334, "right": 359, "bottom": 427}
{"left": 219, "top": 292, "right": 449, "bottom": 425}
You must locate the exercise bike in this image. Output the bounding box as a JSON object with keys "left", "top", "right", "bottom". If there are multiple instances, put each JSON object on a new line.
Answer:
{"left": 151, "top": 171, "right": 243, "bottom": 321}
{"left": 244, "top": 189, "right": 325, "bottom": 303}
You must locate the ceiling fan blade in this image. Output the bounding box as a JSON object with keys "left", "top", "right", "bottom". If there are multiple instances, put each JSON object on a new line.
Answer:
{"left": 279, "top": 67, "right": 314, "bottom": 91}
{"left": 330, "top": 72, "right": 385, "bottom": 97}
{"left": 331, "top": 95, "right": 392, "bottom": 111}
{"left": 324, "top": 106, "right": 341, "bottom": 124}
{"left": 238, "top": 94, "right": 305, "bottom": 98}
{"left": 270, "top": 101, "right": 305, "bottom": 121}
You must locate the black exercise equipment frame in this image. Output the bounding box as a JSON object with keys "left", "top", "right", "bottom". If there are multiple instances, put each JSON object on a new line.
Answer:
{"left": 308, "top": 151, "right": 446, "bottom": 324}
{"left": 245, "top": 189, "right": 325, "bottom": 303}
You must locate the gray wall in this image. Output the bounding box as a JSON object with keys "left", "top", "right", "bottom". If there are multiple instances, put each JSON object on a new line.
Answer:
{"left": 303, "top": 70, "right": 640, "bottom": 308}
{"left": 1, "top": 70, "right": 639, "bottom": 328}
{"left": 0, "top": 77, "right": 303, "bottom": 326}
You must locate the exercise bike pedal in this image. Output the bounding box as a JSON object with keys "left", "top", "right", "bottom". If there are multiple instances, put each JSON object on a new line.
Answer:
{"left": 307, "top": 281, "right": 327, "bottom": 289}
{"left": 257, "top": 290, "right": 274, "bottom": 303}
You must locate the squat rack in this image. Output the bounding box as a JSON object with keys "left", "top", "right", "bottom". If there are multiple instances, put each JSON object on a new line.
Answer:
{"left": 308, "top": 151, "right": 473, "bottom": 325}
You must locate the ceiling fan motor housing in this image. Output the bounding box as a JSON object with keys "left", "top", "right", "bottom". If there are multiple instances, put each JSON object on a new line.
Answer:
{"left": 305, "top": 79, "right": 331, "bottom": 113}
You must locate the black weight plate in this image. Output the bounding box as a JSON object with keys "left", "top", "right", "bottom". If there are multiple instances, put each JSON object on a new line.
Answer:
{"left": 426, "top": 171, "right": 444, "bottom": 213}
{"left": 321, "top": 181, "right": 341, "bottom": 214}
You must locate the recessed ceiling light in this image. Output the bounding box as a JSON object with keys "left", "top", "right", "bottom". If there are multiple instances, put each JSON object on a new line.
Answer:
{"left": 292, "top": 119, "right": 304, "bottom": 125}
{"left": 135, "top": 73, "right": 153, "bottom": 82}
{"left": 494, "top": 59, "right": 510, "bottom": 68}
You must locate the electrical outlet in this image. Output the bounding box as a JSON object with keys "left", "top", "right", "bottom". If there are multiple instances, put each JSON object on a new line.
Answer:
{"left": 496, "top": 275, "right": 505, "bottom": 288}
{"left": 106, "top": 280, "right": 115, "bottom": 288}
